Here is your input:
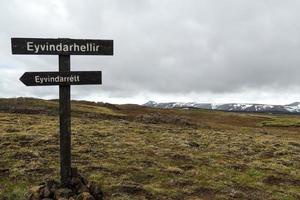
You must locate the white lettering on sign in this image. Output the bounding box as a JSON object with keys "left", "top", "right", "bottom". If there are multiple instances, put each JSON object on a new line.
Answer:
{"left": 34, "top": 75, "right": 80, "bottom": 84}
{"left": 27, "top": 42, "right": 34, "bottom": 52}
{"left": 26, "top": 42, "right": 101, "bottom": 53}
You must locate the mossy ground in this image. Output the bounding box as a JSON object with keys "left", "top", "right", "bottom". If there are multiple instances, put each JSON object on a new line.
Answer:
{"left": 0, "top": 98, "right": 300, "bottom": 199}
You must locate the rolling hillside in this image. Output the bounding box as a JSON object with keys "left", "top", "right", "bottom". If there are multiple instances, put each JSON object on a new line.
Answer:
{"left": 0, "top": 98, "right": 300, "bottom": 199}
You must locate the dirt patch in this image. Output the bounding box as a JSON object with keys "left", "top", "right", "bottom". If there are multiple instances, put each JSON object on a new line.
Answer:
{"left": 289, "top": 142, "right": 300, "bottom": 148}
{"left": 263, "top": 175, "right": 300, "bottom": 186}
{"left": 109, "top": 182, "right": 154, "bottom": 199}
{"left": 0, "top": 168, "right": 9, "bottom": 177}
{"left": 25, "top": 168, "right": 55, "bottom": 177}
{"left": 11, "top": 151, "right": 39, "bottom": 160}
{"left": 233, "top": 186, "right": 269, "bottom": 200}
{"left": 190, "top": 187, "right": 216, "bottom": 200}
{"left": 228, "top": 163, "right": 248, "bottom": 172}
{"left": 136, "top": 113, "right": 195, "bottom": 126}
{"left": 170, "top": 153, "right": 193, "bottom": 163}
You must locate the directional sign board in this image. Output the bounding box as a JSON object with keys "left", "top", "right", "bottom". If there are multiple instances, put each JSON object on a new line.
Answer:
{"left": 11, "top": 38, "right": 113, "bottom": 55}
{"left": 12, "top": 37, "right": 113, "bottom": 187}
{"left": 20, "top": 71, "right": 102, "bottom": 86}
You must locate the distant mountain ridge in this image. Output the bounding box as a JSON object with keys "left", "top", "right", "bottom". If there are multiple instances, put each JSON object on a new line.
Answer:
{"left": 144, "top": 101, "right": 300, "bottom": 114}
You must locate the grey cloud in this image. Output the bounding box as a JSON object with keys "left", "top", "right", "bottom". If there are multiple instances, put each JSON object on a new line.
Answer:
{"left": 1, "top": 0, "right": 300, "bottom": 104}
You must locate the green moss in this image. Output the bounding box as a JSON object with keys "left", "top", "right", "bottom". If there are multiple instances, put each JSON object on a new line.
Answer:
{"left": 234, "top": 168, "right": 264, "bottom": 187}
{"left": 260, "top": 117, "right": 300, "bottom": 127}
{"left": 0, "top": 179, "right": 28, "bottom": 200}
{"left": 272, "top": 191, "right": 298, "bottom": 200}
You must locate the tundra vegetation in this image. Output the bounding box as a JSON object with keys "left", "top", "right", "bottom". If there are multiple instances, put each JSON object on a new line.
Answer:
{"left": 0, "top": 98, "right": 299, "bottom": 200}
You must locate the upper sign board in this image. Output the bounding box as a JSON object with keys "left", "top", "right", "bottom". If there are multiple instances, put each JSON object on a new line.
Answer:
{"left": 11, "top": 38, "right": 113, "bottom": 55}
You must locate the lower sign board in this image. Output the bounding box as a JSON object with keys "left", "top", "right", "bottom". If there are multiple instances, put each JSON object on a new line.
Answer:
{"left": 20, "top": 71, "right": 102, "bottom": 86}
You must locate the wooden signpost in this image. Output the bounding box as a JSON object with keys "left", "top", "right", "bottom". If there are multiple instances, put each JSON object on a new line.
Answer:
{"left": 12, "top": 37, "right": 113, "bottom": 186}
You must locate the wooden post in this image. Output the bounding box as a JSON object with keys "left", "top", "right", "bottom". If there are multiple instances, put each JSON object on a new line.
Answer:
{"left": 59, "top": 55, "right": 71, "bottom": 186}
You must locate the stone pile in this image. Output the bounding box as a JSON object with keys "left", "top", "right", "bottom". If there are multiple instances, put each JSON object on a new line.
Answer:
{"left": 27, "top": 168, "right": 103, "bottom": 200}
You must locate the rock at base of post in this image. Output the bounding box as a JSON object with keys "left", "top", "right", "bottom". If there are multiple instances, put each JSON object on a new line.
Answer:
{"left": 27, "top": 168, "right": 103, "bottom": 200}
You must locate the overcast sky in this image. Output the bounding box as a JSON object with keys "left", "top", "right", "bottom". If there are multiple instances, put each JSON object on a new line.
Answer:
{"left": 1, "top": 0, "right": 300, "bottom": 104}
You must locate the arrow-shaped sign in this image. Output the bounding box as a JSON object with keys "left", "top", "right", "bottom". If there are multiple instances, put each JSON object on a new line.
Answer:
{"left": 20, "top": 71, "right": 102, "bottom": 86}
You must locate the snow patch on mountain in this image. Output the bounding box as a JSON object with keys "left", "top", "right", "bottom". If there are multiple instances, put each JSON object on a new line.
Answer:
{"left": 143, "top": 101, "right": 300, "bottom": 114}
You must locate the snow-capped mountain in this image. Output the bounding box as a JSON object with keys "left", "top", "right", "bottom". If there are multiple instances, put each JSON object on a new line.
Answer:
{"left": 143, "top": 101, "right": 300, "bottom": 114}
{"left": 144, "top": 101, "right": 212, "bottom": 109}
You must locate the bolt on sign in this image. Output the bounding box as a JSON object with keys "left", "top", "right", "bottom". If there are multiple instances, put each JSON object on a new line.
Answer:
{"left": 11, "top": 37, "right": 113, "bottom": 186}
